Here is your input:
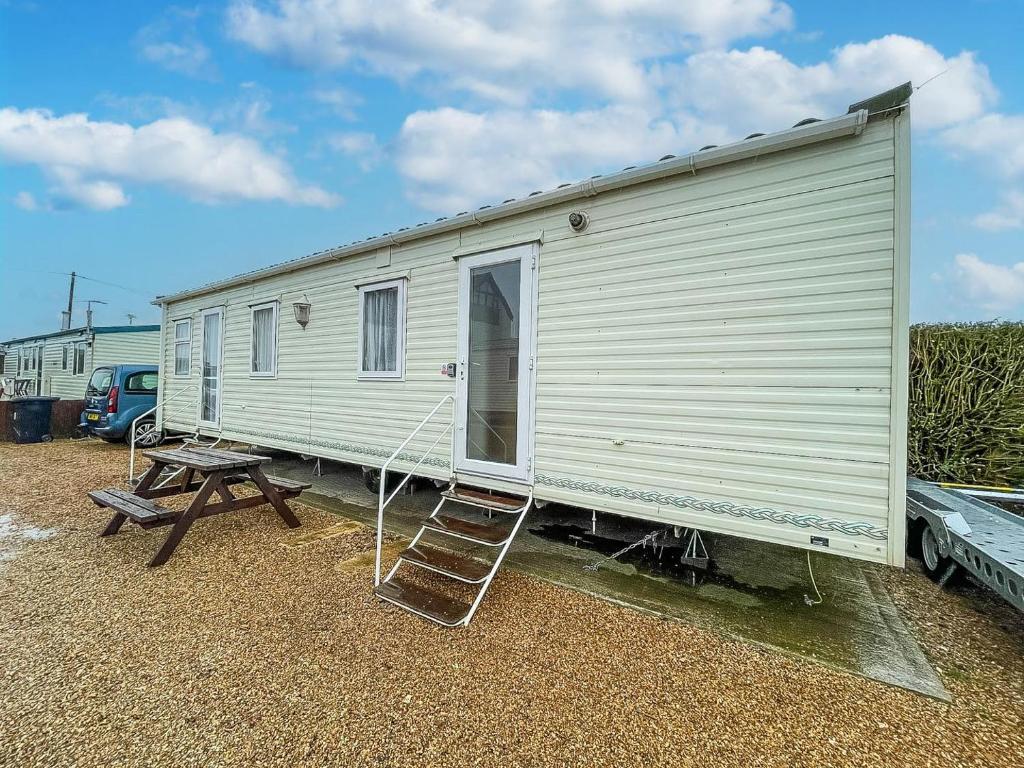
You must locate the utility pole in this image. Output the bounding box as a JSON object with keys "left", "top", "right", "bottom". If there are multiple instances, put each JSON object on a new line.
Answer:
{"left": 61, "top": 271, "right": 76, "bottom": 330}
{"left": 126, "top": 313, "right": 136, "bottom": 326}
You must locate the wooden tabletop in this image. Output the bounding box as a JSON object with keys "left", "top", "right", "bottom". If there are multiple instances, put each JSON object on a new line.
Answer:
{"left": 141, "top": 446, "right": 271, "bottom": 471}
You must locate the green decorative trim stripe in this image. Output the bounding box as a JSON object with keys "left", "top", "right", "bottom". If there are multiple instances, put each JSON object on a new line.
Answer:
{"left": 534, "top": 474, "right": 889, "bottom": 541}
{"left": 228, "top": 426, "right": 451, "bottom": 470}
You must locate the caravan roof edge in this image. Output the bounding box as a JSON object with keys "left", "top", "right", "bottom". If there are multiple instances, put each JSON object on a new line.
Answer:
{"left": 154, "top": 107, "right": 875, "bottom": 307}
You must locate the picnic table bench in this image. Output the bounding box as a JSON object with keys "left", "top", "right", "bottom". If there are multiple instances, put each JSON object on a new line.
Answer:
{"left": 90, "top": 446, "right": 309, "bottom": 567}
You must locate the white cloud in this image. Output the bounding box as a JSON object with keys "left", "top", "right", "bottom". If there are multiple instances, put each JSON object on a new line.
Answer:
{"left": 13, "top": 191, "right": 38, "bottom": 211}
{"left": 391, "top": 33, "right": 1002, "bottom": 214}
{"left": 140, "top": 40, "right": 213, "bottom": 78}
{"left": 48, "top": 168, "right": 130, "bottom": 210}
{"left": 954, "top": 253, "right": 1024, "bottom": 312}
{"left": 224, "top": 4, "right": 1004, "bottom": 222}
{"left": 210, "top": 83, "right": 294, "bottom": 136}
{"left": 973, "top": 190, "right": 1024, "bottom": 232}
{"left": 396, "top": 105, "right": 693, "bottom": 213}
{"left": 940, "top": 113, "right": 1024, "bottom": 177}
{"left": 329, "top": 132, "right": 383, "bottom": 171}
{"left": 0, "top": 107, "right": 337, "bottom": 210}
{"left": 226, "top": 0, "right": 793, "bottom": 103}
{"left": 311, "top": 88, "right": 363, "bottom": 121}
{"left": 136, "top": 6, "right": 217, "bottom": 80}
{"left": 665, "top": 35, "right": 996, "bottom": 137}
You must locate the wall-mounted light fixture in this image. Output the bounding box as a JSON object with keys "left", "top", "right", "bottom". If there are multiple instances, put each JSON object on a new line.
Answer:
{"left": 292, "top": 296, "right": 311, "bottom": 329}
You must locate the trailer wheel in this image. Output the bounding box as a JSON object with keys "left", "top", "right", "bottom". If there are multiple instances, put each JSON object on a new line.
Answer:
{"left": 363, "top": 468, "right": 380, "bottom": 494}
{"left": 920, "top": 524, "right": 958, "bottom": 583}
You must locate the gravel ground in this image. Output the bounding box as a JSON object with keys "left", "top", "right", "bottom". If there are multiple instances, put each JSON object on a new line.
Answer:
{"left": 0, "top": 440, "right": 1021, "bottom": 768}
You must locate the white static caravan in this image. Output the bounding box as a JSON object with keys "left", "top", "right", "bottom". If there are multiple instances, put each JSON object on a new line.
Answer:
{"left": 1, "top": 325, "right": 161, "bottom": 399}
{"left": 155, "top": 84, "right": 911, "bottom": 619}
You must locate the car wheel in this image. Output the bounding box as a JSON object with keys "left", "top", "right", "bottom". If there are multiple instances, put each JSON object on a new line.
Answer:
{"left": 132, "top": 420, "right": 164, "bottom": 448}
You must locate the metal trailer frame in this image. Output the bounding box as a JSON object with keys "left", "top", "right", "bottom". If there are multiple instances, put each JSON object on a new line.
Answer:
{"left": 906, "top": 478, "right": 1024, "bottom": 612}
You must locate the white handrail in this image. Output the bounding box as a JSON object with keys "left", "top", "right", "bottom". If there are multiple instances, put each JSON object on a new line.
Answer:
{"left": 128, "top": 384, "right": 198, "bottom": 482}
{"left": 375, "top": 393, "right": 455, "bottom": 585}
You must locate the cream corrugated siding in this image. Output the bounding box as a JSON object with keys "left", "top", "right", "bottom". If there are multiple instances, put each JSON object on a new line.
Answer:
{"left": 2, "top": 346, "right": 19, "bottom": 377}
{"left": 2, "top": 331, "right": 92, "bottom": 398}
{"left": 532, "top": 119, "right": 896, "bottom": 562}
{"left": 161, "top": 241, "right": 460, "bottom": 463}
{"left": 40, "top": 338, "right": 89, "bottom": 398}
{"left": 92, "top": 330, "right": 160, "bottom": 368}
{"left": 160, "top": 114, "right": 903, "bottom": 564}
{"left": 2, "top": 329, "right": 158, "bottom": 399}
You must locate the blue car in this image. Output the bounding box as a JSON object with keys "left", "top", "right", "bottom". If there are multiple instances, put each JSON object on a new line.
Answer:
{"left": 80, "top": 364, "right": 164, "bottom": 447}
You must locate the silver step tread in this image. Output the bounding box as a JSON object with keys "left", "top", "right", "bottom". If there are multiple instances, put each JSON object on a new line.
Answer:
{"left": 374, "top": 577, "right": 470, "bottom": 627}
{"left": 440, "top": 486, "right": 526, "bottom": 512}
{"left": 401, "top": 544, "right": 491, "bottom": 583}
{"left": 422, "top": 514, "right": 511, "bottom": 545}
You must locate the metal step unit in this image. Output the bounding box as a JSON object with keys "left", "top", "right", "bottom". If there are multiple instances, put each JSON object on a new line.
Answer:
{"left": 374, "top": 482, "right": 532, "bottom": 627}
{"left": 371, "top": 394, "right": 534, "bottom": 627}
{"left": 906, "top": 478, "right": 1024, "bottom": 613}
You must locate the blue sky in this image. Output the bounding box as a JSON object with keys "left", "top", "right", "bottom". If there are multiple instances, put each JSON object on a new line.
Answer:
{"left": 2, "top": 0, "right": 1023, "bottom": 338}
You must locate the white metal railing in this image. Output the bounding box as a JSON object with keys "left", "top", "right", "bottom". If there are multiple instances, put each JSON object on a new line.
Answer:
{"left": 128, "top": 384, "right": 198, "bottom": 483}
{"left": 374, "top": 394, "right": 455, "bottom": 585}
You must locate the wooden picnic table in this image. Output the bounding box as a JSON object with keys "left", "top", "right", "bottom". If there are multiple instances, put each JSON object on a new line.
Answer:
{"left": 90, "top": 446, "right": 308, "bottom": 567}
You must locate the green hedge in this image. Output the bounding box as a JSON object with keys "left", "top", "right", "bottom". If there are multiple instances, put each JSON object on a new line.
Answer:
{"left": 908, "top": 322, "right": 1024, "bottom": 486}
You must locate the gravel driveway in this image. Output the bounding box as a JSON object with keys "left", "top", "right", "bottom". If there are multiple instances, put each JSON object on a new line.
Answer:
{"left": 0, "top": 440, "right": 1021, "bottom": 767}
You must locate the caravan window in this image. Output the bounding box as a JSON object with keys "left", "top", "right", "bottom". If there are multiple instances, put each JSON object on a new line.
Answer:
{"left": 62, "top": 345, "right": 69, "bottom": 370}
{"left": 357, "top": 279, "right": 406, "bottom": 379}
{"left": 73, "top": 343, "right": 86, "bottom": 375}
{"left": 173, "top": 319, "right": 192, "bottom": 376}
{"left": 250, "top": 302, "right": 278, "bottom": 377}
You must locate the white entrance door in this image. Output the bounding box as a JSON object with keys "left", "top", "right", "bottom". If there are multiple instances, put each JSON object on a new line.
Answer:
{"left": 199, "top": 308, "right": 224, "bottom": 427}
{"left": 454, "top": 243, "right": 537, "bottom": 482}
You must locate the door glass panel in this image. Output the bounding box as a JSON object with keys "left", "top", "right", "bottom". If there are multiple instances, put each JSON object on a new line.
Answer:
{"left": 201, "top": 313, "right": 221, "bottom": 422}
{"left": 466, "top": 259, "right": 520, "bottom": 464}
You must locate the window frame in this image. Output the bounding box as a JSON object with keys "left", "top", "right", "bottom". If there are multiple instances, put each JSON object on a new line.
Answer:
{"left": 72, "top": 342, "right": 87, "bottom": 376}
{"left": 356, "top": 278, "right": 407, "bottom": 381}
{"left": 173, "top": 318, "right": 192, "bottom": 377}
{"left": 62, "top": 344, "right": 70, "bottom": 371}
{"left": 249, "top": 301, "right": 279, "bottom": 378}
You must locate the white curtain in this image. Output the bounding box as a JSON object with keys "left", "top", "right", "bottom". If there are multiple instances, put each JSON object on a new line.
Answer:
{"left": 252, "top": 306, "right": 275, "bottom": 373}
{"left": 174, "top": 321, "right": 191, "bottom": 375}
{"left": 362, "top": 287, "right": 398, "bottom": 372}
{"left": 174, "top": 342, "right": 189, "bottom": 375}
{"left": 202, "top": 314, "right": 221, "bottom": 421}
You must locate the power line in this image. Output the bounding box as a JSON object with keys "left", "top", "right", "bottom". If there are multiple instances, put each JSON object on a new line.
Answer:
{"left": 6, "top": 268, "right": 154, "bottom": 298}
{"left": 75, "top": 273, "right": 153, "bottom": 297}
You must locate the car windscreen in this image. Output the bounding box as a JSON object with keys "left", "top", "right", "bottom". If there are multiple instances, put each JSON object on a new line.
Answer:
{"left": 86, "top": 368, "right": 114, "bottom": 396}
